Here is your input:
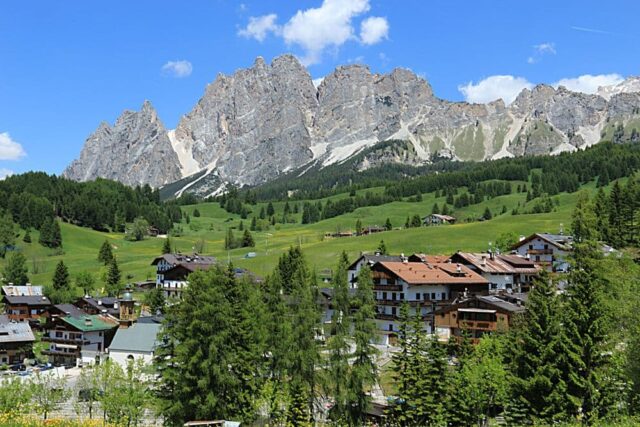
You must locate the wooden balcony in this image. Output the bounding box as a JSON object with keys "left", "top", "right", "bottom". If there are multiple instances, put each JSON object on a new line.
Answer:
{"left": 373, "top": 284, "right": 402, "bottom": 291}
{"left": 42, "top": 348, "right": 79, "bottom": 357}
{"left": 527, "top": 249, "right": 553, "bottom": 255}
{"left": 42, "top": 336, "right": 87, "bottom": 345}
{"left": 375, "top": 313, "right": 398, "bottom": 321}
{"left": 459, "top": 320, "right": 496, "bottom": 331}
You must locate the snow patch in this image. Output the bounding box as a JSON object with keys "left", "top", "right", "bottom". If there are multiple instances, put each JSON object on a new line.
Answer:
{"left": 597, "top": 76, "right": 640, "bottom": 101}
{"left": 168, "top": 130, "right": 201, "bottom": 177}
{"left": 322, "top": 138, "right": 378, "bottom": 167}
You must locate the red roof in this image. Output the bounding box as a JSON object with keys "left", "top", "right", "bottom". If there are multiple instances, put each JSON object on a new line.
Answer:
{"left": 376, "top": 261, "right": 489, "bottom": 286}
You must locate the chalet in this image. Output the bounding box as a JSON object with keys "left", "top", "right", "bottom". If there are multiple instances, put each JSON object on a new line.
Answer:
{"left": 151, "top": 253, "right": 216, "bottom": 298}
{"left": 408, "top": 253, "right": 450, "bottom": 263}
{"left": 512, "top": 233, "right": 573, "bottom": 272}
{"left": 42, "top": 314, "right": 118, "bottom": 366}
{"left": 2, "top": 285, "right": 44, "bottom": 297}
{"left": 347, "top": 253, "right": 403, "bottom": 288}
{"left": 361, "top": 226, "right": 386, "bottom": 235}
{"left": 0, "top": 314, "right": 35, "bottom": 366}
{"left": 2, "top": 295, "right": 51, "bottom": 322}
{"left": 448, "top": 251, "right": 541, "bottom": 293}
{"left": 423, "top": 214, "right": 456, "bottom": 225}
{"left": 74, "top": 296, "right": 119, "bottom": 317}
{"left": 324, "top": 231, "right": 355, "bottom": 238}
{"left": 370, "top": 260, "right": 489, "bottom": 345}
{"left": 435, "top": 294, "right": 525, "bottom": 344}
{"left": 108, "top": 322, "right": 161, "bottom": 367}
{"left": 46, "top": 303, "right": 86, "bottom": 319}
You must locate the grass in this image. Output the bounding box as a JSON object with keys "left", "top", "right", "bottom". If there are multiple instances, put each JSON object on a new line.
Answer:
{"left": 0, "top": 179, "right": 606, "bottom": 286}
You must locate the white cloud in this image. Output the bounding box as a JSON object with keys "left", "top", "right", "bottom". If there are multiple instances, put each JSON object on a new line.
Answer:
{"left": 0, "top": 132, "right": 26, "bottom": 161}
{"left": 161, "top": 60, "right": 193, "bottom": 78}
{"left": 237, "top": 14, "right": 279, "bottom": 42}
{"left": 238, "top": 0, "right": 389, "bottom": 66}
{"left": 528, "top": 42, "right": 556, "bottom": 64}
{"left": 458, "top": 75, "right": 534, "bottom": 105}
{"left": 0, "top": 169, "right": 14, "bottom": 180}
{"left": 360, "top": 16, "right": 389, "bottom": 45}
{"left": 553, "top": 73, "right": 624, "bottom": 94}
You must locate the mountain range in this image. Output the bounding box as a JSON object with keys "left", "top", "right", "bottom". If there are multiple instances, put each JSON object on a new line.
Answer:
{"left": 63, "top": 55, "right": 640, "bottom": 197}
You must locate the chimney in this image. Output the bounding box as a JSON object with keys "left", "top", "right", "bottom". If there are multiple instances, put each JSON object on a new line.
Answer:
{"left": 84, "top": 317, "right": 93, "bottom": 326}
{"left": 480, "top": 255, "right": 487, "bottom": 266}
{"left": 456, "top": 263, "right": 462, "bottom": 273}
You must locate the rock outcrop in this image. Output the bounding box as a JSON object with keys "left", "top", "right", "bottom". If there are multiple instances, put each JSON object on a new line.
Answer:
{"left": 64, "top": 56, "right": 640, "bottom": 196}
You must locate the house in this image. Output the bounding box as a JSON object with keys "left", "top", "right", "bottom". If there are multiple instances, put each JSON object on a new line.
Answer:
{"left": 435, "top": 294, "right": 525, "bottom": 344}
{"left": 347, "top": 253, "right": 403, "bottom": 288}
{"left": 74, "top": 296, "right": 120, "bottom": 317}
{"left": 151, "top": 253, "right": 216, "bottom": 298}
{"left": 361, "top": 226, "right": 386, "bottom": 235}
{"left": 369, "top": 260, "right": 489, "bottom": 345}
{"left": 42, "top": 314, "right": 118, "bottom": 366}
{"left": 512, "top": 233, "right": 573, "bottom": 272}
{"left": 423, "top": 214, "right": 456, "bottom": 225}
{"left": 0, "top": 314, "right": 35, "bottom": 365}
{"left": 2, "top": 285, "right": 44, "bottom": 297}
{"left": 108, "top": 322, "right": 161, "bottom": 367}
{"left": 448, "top": 251, "right": 541, "bottom": 293}
{"left": 46, "top": 303, "right": 86, "bottom": 318}
{"left": 2, "top": 294, "right": 51, "bottom": 322}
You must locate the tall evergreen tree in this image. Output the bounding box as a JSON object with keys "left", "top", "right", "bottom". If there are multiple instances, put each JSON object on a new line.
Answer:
{"left": 571, "top": 191, "right": 598, "bottom": 242}
{"left": 561, "top": 242, "right": 612, "bottom": 422}
{"left": 510, "top": 270, "right": 569, "bottom": 423}
{"left": 377, "top": 240, "right": 388, "bottom": 255}
{"left": 385, "top": 217, "right": 393, "bottom": 231}
{"left": 52, "top": 260, "right": 70, "bottom": 290}
{"left": 348, "top": 265, "right": 379, "bottom": 425}
{"left": 327, "top": 252, "right": 352, "bottom": 424}
{"left": 97, "top": 240, "right": 114, "bottom": 264}
{"left": 161, "top": 237, "right": 172, "bottom": 254}
{"left": 608, "top": 181, "right": 625, "bottom": 247}
{"left": 105, "top": 258, "right": 122, "bottom": 297}
{"left": 266, "top": 202, "right": 275, "bottom": 217}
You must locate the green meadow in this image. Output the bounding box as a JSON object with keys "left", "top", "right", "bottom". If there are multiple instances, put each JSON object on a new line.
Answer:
{"left": 1, "top": 178, "right": 599, "bottom": 288}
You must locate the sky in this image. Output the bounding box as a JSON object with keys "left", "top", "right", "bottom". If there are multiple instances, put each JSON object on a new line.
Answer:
{"left": 1, "top": 0, "right": 639, "bottom": 177}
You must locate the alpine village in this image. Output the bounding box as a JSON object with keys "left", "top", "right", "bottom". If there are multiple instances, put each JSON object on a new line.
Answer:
{"left": 2, "top": 2, "right": 640, "bottom": 427}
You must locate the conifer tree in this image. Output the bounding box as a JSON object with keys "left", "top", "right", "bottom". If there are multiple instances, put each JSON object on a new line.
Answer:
{"left": 238, "top": 220, "right": 244, "bottom": 231}
{"left": 431, "top": 203, "right": 440, "bottom": 214}
{"left": 241, "top": 229, "right": 255, "bottom": 247}
{"left": 347, "top": 265, "right": 379, "bottom": 425}
{"left": 376, "top": 240, "right": 387, "bottom": 255}
{"left": 224, "top": 228, "right": 236, "bottom": 250}
{"left": 571, "top": 191, "right": 598, "bottom": 242}
{"left": 23, "top": 230, "right": 31, "bottom": 243}
{"left": 250, "top": 216, "right": 257, "bottom": 231}
{"left": 391, "top": 303, "right": 416, "bottom": 425}
{"left": 511, "top": 270, "right": 569, "bottom": 423}
{"left": 561, "top": 242, "right": 612, "bottom": 422}
{"left": 384, "top": 217, "right": 392, "bottom": 231}
{"left": 404, "top": 216, "right": 410, "bottom": 229}
{"left": 98, "top": 240, "right": 114, "bottom": 264}
{"left": 355, "top": 218, "right": 363, "bottom": 235}
{"left": 161, "top": 238, "right": 172, "bottom": 254}
{"left": 266, "top": 202, "right": 275, "bottom": 217}
{"left": 441, "top": 203, "right": 450, "bottom": 216}
{"left": 52, "top": 260, "right": 70, "bottom": 290}
{"left": 327, "top": 252, "right": 352, "bottom": 424}
{"left": 105, "top": 258, "right": 122, "bottom": 297}
{"left": 482, "top": 206, "right": 493, "bottom": 220}
{"left": 608, "top": 180, "right": 624, "bottom": 247}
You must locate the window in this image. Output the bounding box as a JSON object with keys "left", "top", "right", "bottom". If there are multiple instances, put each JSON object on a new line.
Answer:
{"left": 431, "top": 292, "right": 436, "bottom": 300}
{"left": 416, "top": 293, "right": 421, "bottom": 300}
{"left": 424, "top": 293, "right": 430, "bottom": 300}
{"left": 399, "top": 293, "right": 404, "bottom": 300}
{"left": 544, "top": 244, "right": 549, "bottom": 250}
{"left": 388, "top": 324, "right": 393, "bottom": 331}
{"left": 535, "top": 256, "right": 540, "bottom": 262}
{"left": 392, "top": 293, "right": 396, "bottom": 301}
{"left": 382, "top": 292, "right": 387, "bottom": 300}
{"left": 55, "top": 331, "right": 63, "bottom": 338}
{"left": 391, "top": 307, "right": 397, "bottom": 316}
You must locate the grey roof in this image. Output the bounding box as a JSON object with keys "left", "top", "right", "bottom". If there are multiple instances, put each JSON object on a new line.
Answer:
{"left": 0, "top": 316, "right": 35, "bottom": 343}
{"left": 477, "top": 295, "right": 526, "bottom": 313}
{"left": 2, "top": 285, "right": 43, "bottom": 296}
{"left": 109, "top": 323, "right": 161, "bottom": 354}
{"left": 52, "top": 304, "right": 86, "bottom": 317}
{"left": 3, "top": 295, "right": 51, "bottom": 306}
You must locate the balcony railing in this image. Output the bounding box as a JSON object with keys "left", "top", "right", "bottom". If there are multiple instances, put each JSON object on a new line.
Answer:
{"left": 373, "top": 284, "right": 402, "bottom": 291}
{"left": 527, "top": 249, "right": 553, "bottom": 255}
{"left": 42, "top": 336, "right": 87, "bottom": 345}
{"left": 459, "top": 320, "right": 496, "bottom": 331}
{"left": 42, "top": 349, "right": 79, "bottom": 356}
{"left": 375, "top": 313, "right": 398, "bottom": 321}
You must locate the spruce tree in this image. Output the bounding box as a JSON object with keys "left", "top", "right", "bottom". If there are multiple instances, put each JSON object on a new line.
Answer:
{"left": 355, "top": 219, "right": 363, "bottom": 235}
{"left": 161, "top": 238, "right": 172, "bottom": 254}
{"left": 347, "top": 265, "right": 379, "bottom": 425}
{"left": 482, "top": 206, "right": 493, "bottom": 220}
{"left": 266, "top": 202, "right": 275, "bottom": 217}
{"left": 385, "top": 218, "right": 392, "bottom": 231}
{"left": 391, "top": 303, "right": 416, "bottom": 425}
{"left": 511, "top": 270, "right": 569, "bottom": 423}
{"left": 608, "top": 181, "right": 624, "bottom": 247}
{"left": 241, "top": 229, "right": 255, "bottom": 247}
{"left": 377, "top": 240, "right": 388, "bottom": 255}
{"left": 327, "top": 252, "right": 352, "bottom": 424}
{"left": 52, "top": 260, "right": 70, "bottom": 290}
{"left": 431, "top": 203, "right": 440, "bottom": 214}
{"left": 571, "top": 191, "right": 598, "bottom": 242}
{"left": 98, "top": 240, "right": 114, "bottom": 264}
{"left": 105, "top": 258, "right": 122, "bottom": 297}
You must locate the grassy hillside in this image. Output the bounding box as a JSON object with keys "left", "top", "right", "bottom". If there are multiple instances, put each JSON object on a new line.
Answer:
{"left": 2, "top": 178, "right": 602, "bottom": 287}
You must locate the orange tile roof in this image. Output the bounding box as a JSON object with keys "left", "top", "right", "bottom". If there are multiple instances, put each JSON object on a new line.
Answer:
{"left": 378, "top": 261, "right": 489, "bottom": 286}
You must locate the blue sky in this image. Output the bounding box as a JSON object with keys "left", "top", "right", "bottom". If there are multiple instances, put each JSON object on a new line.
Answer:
{"left": 1, "top": 0, "right": 638, "bottom": 177}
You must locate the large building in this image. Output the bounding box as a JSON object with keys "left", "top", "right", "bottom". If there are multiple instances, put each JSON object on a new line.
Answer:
{"left": 0, "top": 314, "right": 35, "bottom": 365}
{"left": 42, "top": 314, "right": 119, "bottom": 366}
{"left": 512, "top": 233, "right": 573, "bottom": 272}
{"left": 370, "top": 260, "right": 489, "bottom": 345}
{"left": 108, "top": 322, "right": 161, "bottom": 367}
{"left": 151, "top": 253, "right": 216, "bottom": 298}
{"left": 448, "top": 251, "right": 541, "bottom": 292}
{"left": 435, "top": 294, "right": 525, "bottom": 343}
